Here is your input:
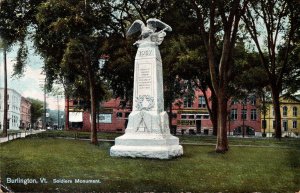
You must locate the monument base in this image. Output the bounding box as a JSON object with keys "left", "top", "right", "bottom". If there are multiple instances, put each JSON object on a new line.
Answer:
{"left": 110, "top": 134, "right": 183, "bottom": 159}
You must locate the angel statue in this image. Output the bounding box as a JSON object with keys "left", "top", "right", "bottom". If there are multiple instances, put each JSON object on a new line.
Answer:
{"left": 126, "top": 18, "right": 172, "bottom": 46}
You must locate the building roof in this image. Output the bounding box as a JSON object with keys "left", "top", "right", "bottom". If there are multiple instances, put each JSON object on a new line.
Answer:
{"left": 0, "top": 87, "right": 22, "bottom": 96}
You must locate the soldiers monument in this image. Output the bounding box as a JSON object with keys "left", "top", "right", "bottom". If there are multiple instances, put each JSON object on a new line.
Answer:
{"left": 110, "top": 18, "right": 183, "bottom": 159}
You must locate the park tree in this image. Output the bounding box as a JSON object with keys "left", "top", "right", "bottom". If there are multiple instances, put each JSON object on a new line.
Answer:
{"left": 188, "top": 0, "right": 249, "bottom": 152}
{"left": 0, "top": 0, "right": 31, "bottom": 136}
{"left": 103, "top": 0, "right": 185, "bottom": 121}
{"left": 34, "top": 0, "right": 112, "bottom": 144}
{"left": 27, "top": 98, "right": 44, "bottom": 129}
{"left": 242, "top": 0, "right": 300, "bottom": 139}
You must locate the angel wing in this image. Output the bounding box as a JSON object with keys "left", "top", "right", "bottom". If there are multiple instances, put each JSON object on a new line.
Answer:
{"left": 126, "top": 20, "right": 145, "bottom": 37}
{"left": 146, "top": 18, "right": 172, "bottom": 32}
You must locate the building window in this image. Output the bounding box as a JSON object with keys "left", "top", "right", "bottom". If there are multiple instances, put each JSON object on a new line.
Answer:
{"left": 231, "top": 99, "right": 238, "bottom": 105}
{"left": 198, "top": 96, "right": 206, "bottom": 108}
{"left": 188, "top": 115, "right": 195, "bottom": 119}
{"left": 250, "top": 97, "right": 256, "bottom": 106}
{"left": 283, "top": 120, "right": 288, "bottom": 131}
{"left": 231, "top": 109, "right": 237, "bottom": 120}
{"left": 272, "top": 107, "right": 274, "bottom": 117}
{"left": 241, "top": 109, "right": 247, "bottom": 120}
{"left": 184, "top": 97, "right": 193, "bottom": 108}
{"left": 293, "top": 120, "right": 297, "bottom": 129}
{"left": 283, "top": 106, "right": 288, "bottom": 117}
{"left": 203, "top": 115, "right": 210, "bottom": 119}
{"left": 293, "top": 107, "right": 297, "bottom": 117}
{"left": 181, "top": 115, "right": 187, "bottom": 119}
{"left": 273, "top": 120, "right": 276, "bottom": 129}
{"left": 116, "top": 112, "right": 123, "bottom": 118}
{"left": 251, "top": 109, "right": 257, "bottom": 120}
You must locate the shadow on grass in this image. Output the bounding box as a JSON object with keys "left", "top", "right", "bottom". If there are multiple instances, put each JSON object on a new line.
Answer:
{"left": 288, "top": 148, "right": 300, "bottom": 189}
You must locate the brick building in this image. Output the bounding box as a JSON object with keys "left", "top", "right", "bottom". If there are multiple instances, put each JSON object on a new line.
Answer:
{"left": 228, "top": 97, "right": 261, "bottom": 136}
{"left": 171, "top": 89, "right": 261, "bottom": 136}
{"left": 171, "top": 89, "right": 213, "bottom": 135}
{"left": 67, "top": 98, "right": 131, "bottom": 132}
{"left": 65, "top": 88, "right": 262, "bottom": 136}
{"left": 20, "top": 97, "right": 31, "bottom": 129}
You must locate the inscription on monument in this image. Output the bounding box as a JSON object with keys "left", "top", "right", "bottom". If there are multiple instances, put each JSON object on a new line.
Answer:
{"left": 138, "top": 63, "right": 152, "bottom": 95}
{"left": 138, "top": 49, "right": 153, "bottom": 57}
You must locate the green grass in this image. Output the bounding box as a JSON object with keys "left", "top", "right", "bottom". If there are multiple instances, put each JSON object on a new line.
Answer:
{"left": 27, "top": 130, "right": 122, "bottom": 140}
{"left": 0, "top": 138, "right": 299, "bottom": 192}
{"left": 28, "top": 130, "right": 300, "bottom": 148}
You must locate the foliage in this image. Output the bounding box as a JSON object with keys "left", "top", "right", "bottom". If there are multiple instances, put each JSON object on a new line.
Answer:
{"left": 0, "top": 0, "right": 38, "bottom": 75}
{"left": 101, "top": 34, "right": 135, "bottom": 102}
{"left": 229, "top": 40, "right": 269, "bottom": 98}
{"left": 186, "top": 0, "right": 249, "bottom": 152}
{"left": 283, "top": 42, "right": 300, "bottom": 95}
{"left": 27, "top": 98, "right": 43, "bottom": 127}
{"left": 242, "top": 0, "right": 300, "bottom": 139}
{"left": 33, "top": 0, "right": 112, "bottom": 144}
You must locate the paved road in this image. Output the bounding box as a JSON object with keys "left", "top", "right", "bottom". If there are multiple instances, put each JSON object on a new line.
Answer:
{"left": 0, "top": 130, "right": 45, "bottom": 144}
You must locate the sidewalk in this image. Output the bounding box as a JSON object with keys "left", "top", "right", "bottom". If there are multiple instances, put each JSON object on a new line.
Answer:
{"left": 0, "top": 129, "right": 45, "bottom": 144}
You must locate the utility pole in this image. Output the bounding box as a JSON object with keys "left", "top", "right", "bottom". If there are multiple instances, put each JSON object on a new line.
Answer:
{"left": 57, "top": 95, "right": 60, "bottom": 129}
{"left": 43, "top": 77, "right": 47, "bottom": 130}
{"left": 1, "top": 39, "right": 8, "bottom": 137}
{"left": 3, "top": 45, "right": 8, "bottom": 136}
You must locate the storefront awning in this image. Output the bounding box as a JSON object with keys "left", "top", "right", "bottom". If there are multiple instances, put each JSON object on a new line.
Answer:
{"left": 69, "top": 112, "right": 83, "bottom": 122}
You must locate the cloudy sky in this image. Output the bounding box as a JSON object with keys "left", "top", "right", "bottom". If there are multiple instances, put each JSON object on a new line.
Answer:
{"left": 0, "top": 41, "right": 64, "bottom": 110}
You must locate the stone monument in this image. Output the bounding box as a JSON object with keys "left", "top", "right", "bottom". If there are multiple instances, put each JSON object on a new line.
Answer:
{"left": 110, "top": 18, "right": 183, "bottom": 159}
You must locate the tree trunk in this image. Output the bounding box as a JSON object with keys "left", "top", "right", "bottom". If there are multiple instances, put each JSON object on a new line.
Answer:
{"left": 211, "top": 91, "right": 218, "bottom": 136}
{"left": 88, "top": 65, "right": 98, "bottom": 145}
{"left": 200, "top": 84, "right": 218, "bottom": 136}
{"left": 168, "top": 100, "right": 173, "bottom": 134}
{"left": 215, "top": 92, "right": 229, "bottom": 153}
{"left": 271, "top": 86, "right": 282, "bottom": 139}
{"left": 2, "top": 47, "right": 8, "bottom": 137}
{"left": 65, "top": 94, "right": 69, "bottom": 131}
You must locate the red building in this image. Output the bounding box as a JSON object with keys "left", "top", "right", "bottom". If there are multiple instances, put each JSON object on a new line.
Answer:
{"left": 171, "top": 88, "right": 213, "bottom": 135}
{"left": 67, "top": 98, "right": 131, "bottom": 132}
{"left": 227, "top": 97, "right": 262, "bottom": 136}
{"left": 65, "top": 89, "right": 262, "bottom": 136}
{"left": 20, "top": 97, "right": 31, "bottom": 129}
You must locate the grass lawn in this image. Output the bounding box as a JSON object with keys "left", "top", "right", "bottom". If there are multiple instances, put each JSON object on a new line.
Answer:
{"left": 0, "top": 137, "right": 299, "bottom": 192}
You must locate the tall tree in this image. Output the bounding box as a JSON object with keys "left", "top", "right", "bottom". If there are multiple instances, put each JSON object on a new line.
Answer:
{"left": 34, "top": 0, "right": 111, "bottom": 144}
{"left": 189, "top": 0, "right": 249, "bottom": 152}
{"left": 242, "top": 0, "right": 300, "bottom": 139}
{"left": 0, "top": 0, "right": 29, "bottom": 136}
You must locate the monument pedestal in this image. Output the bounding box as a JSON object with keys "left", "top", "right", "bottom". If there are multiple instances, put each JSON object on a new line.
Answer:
{"left": 110, "top": 134, "right": 182, "bottom": 159}
{"left": 110, "top": 42, "right": 183, "bottom": 159}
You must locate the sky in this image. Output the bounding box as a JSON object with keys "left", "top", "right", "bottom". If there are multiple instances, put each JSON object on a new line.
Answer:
{"left": 0, "top": 41, "right": 65, "bottom": 110}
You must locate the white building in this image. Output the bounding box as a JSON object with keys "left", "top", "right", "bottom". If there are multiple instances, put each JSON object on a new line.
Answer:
{"left": 0, "top": 88, "right": 22, "bottom": 130}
